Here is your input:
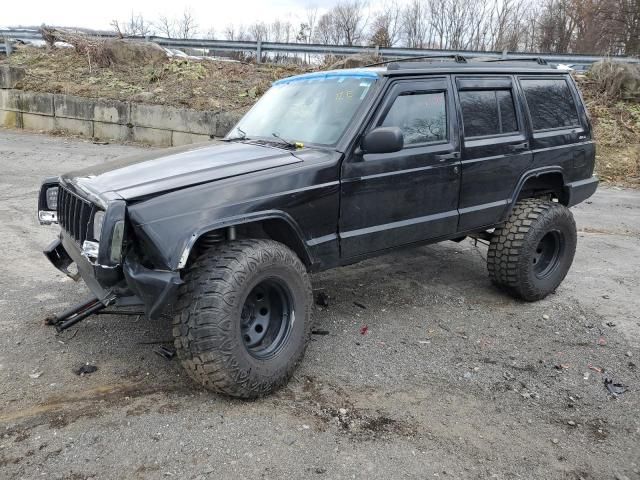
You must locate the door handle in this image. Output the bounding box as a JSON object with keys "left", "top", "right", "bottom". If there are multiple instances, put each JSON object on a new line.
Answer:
{"left": 435, "top": 152, "right": 460, "bottom": 162}
{"left": 508, "top": 142, "right": 529, "bottom": 152}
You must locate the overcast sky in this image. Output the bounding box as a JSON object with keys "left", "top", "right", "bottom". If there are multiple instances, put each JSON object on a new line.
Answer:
{"left": 1, "top": 0, "right": 353, "bottom": 35}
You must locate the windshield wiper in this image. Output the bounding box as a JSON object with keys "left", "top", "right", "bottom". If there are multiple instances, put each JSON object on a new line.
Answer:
{"left": 271, "top": 132, "right": 297, "bottom": 149}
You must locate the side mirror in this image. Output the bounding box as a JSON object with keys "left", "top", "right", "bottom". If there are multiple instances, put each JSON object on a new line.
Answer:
{"left": 361, "top": 126, "right": 404, "bottom": 154}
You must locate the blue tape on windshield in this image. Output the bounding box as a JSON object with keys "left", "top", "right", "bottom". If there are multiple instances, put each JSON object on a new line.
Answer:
{"left": 273, "top": 71, "right": 379, "bottom": 86}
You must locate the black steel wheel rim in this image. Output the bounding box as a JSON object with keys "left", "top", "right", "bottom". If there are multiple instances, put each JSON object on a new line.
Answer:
{"left": 240, "top": 278, "right": 294, "bottom": 359}
{"left": 532, "top": 230, "right": 563, "bottom": 279}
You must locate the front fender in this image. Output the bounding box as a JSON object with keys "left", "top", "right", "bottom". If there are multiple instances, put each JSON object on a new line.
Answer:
{"left": 129, "top": 207, "right": 314, "bottom": 271}
{"left": 175, "top": 210, "right": 314, "bottom": 269}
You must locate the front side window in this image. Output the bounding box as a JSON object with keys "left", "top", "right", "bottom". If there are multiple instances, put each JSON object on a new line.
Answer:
{"left": 520, "top": 78, "right": 580, "bottom": 131}
{"left": 227, "top": 74, "right": 377, "bottom": 146}
{"left": 460, "top": 89, "right": 519, "bottom": 138}
{"left": 380, "top": 92, "right": 447, "bottom": 145}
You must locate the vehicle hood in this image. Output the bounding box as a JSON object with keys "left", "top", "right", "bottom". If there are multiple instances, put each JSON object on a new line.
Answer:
{"left": 61, "top": 141, "right": 304, "bottom": 201}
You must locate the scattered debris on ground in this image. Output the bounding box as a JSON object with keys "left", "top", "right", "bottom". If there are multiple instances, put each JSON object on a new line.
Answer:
{"left": 73, "top": 364, "right": 98, "bottom": 376}
{"left": 604, "top": 376, "right": 629, "bottom": 397}
{"left": 315, "top": 291, "right": 330, "bottom": 308}
{"left": 153, "top": 345, "right": 176, "bottom": 360}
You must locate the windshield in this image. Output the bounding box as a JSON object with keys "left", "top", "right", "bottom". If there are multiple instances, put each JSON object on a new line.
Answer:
{"left": 227, "top": 74, "right": 377, "bottom": 146}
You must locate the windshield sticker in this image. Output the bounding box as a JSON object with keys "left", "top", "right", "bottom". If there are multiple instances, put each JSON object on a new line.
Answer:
{"left": 360, "top": 82, "right": 372, "bottom": 99}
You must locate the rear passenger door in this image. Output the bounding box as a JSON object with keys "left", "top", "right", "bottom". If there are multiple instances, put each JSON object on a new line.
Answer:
{"left": 518, "top": 76, "right": 591, "bottom": 177}
{"left": 455, "top": 76, "right": 532, "bottom": 231}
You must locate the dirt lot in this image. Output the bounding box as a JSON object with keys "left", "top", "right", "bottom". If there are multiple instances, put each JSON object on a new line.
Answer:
{"left": 0, "top": 128, "right": 639, "bottom": 480}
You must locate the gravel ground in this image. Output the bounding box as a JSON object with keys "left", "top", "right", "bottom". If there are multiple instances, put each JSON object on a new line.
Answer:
{"left": 0, "top": 128, "right": 639, "bottom": 480}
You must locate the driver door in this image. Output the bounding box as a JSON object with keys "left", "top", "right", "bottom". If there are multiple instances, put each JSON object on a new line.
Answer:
{"left": 339, "top": 77, "right": 461, "bottom": 259}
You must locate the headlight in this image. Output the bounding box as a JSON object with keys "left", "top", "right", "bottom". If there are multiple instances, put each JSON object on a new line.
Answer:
{"left": 110, "top": 220, "right": 125, "bottom": 263}
{"left": 93, "top": 211, "right": 105, "bottom": 240}
{"left": 45, "top": 187, "right": 59, "bottom": 210}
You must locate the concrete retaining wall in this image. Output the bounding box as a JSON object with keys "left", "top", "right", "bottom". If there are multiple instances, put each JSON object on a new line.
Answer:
{"left": 0, "top": 84, "right": 242, "bottom": 147}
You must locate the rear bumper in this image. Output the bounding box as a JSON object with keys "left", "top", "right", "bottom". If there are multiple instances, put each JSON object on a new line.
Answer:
{"left": 43, "top": 233, "right": 181, "bottom": 318}
{"left": 564, "top": 176, "right": 599, "bottom": 207}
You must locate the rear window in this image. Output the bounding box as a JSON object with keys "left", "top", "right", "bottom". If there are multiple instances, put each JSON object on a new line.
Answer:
{"left": 459, "top": 90, "right": 519, "bottom": 137}
{"left": 520, "top": 78, "right": 580, "bottom": 131}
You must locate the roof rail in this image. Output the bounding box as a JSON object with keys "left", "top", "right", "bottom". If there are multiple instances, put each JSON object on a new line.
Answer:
{"left": 476, "top": 57, "right": 548, "bottom": 65}
{"left": 364, "top": 54, "right": 467, "bottom": 68}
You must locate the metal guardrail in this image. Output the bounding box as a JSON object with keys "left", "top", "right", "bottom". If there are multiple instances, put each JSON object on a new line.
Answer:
{"left": 1, "top": 28, "right": 639, "bottom": 65}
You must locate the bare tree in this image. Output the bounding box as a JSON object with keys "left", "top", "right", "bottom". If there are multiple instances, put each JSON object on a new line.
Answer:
{"left": 401, "top": 0, "right": 430, "bottom": 48}
{"left": 176, "top": 8, "right": 198, "bottom": 39}
{"left": 297, "top": 7, "right": 318, "bottom": 52}
{"left": 205, "top": 27, "right": 216, "bottom": 40}
{"left": 536, "top": 0, "right": 577, "bottom": 52}
{"left": 618, "top": 0, "right": 640, "bottom": 54}
{"left": 369, "top": 1, "right": 402, "bottom": 47}
{"left": 111, "top": 12, "right": 154, "bottom": 37}
{"left": 248, "top": 22, "right": 269, "bottom": 42}
{"left": 333, "top": 0, "right": 369, "bottom": 45}
{"left": 141, "top": 0, "right": 640, "bottom": 58}
{"left": 314, "top": 11, "right": 340, "bottom": 44}
{"left": 155, "top": 15, "right": 175, "bottom": 38}
{"left": 224, "top": 24, "right": 237, "bottom": 41}
{"left": 270, "top": 20, "right": 293, "bottom": 43}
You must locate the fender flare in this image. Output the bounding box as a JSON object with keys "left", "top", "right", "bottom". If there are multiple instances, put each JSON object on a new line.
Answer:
{"left": 503, "top": 166, "right": 566, "bottom": 220}
{"left": 175, "top": 210, "right": 314, "bottom": 269}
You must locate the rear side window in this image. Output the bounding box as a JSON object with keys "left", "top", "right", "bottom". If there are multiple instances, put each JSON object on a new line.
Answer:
{"left": 459, "top": 90, "right": 518, "bottom": 137}
{"left": 520, "top": 78, "right": 580, "bottom": 130}
{"left": 380, "top": 92, "right": 447, "bottom": 145}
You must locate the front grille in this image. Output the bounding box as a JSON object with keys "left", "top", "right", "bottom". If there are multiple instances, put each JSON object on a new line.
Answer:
{"left": 57, "top": 186, "right": 94, "bottom": 244}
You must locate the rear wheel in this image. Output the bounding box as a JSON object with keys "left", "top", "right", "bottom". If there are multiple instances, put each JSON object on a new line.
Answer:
{"left": 173, "top": 239, "right": 312, "bottom": 398}
{"left": 487, "top": 199, "right": 577, "bottom": 301}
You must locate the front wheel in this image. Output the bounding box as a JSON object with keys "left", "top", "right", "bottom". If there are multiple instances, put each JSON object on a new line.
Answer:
{"left": 487, "top": 199, "right": 577, "bottom": 301}
{"left": 173, "top": 239, "right": 313, "bottom": 398}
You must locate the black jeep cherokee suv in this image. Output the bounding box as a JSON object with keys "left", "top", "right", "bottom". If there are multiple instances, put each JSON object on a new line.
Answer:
{"left": 38, "top": 59, "right": 598, "bottom": 397}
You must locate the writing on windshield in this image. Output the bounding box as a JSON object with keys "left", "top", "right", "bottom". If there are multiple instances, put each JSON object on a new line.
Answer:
{"left": 227, "top": 74, "right": 377, "bottom": 146}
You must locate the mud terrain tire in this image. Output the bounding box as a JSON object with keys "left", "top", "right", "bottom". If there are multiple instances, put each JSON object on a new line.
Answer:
{"left": 173, "top": 239, "right": 313, "bottom": 398}
{"left": 487, "top": 199, "right": 577, "bottom": 301}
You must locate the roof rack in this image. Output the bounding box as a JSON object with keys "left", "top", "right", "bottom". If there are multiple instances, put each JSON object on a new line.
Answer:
{"left": 364, "top": 54, "right": 467, "bottom": 68}
{"left": 475, "top": 57, "right": 548, "bottom": 65}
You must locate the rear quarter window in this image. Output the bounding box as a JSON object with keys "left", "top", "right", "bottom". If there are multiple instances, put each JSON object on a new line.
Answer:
{"left": 520, "top": 78, "right": 580, "bottom": 131}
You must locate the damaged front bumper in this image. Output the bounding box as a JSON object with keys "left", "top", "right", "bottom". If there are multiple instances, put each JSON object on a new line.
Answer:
{"left": 122, "top": 256, "right": 183, "bottom": 319}
{"left": 44, "top": 234, "right": 182, "bottom": 319}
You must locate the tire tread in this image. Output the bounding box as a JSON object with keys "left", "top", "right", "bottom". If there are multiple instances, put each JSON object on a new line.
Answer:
{"left": 172, "top": 239, "right": 312, "bottom": 398}
{"left": 487, "top": 199, "right": 576, "bottom": 301}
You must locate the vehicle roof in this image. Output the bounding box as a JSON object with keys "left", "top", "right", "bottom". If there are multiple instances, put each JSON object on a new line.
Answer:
{"left": 274, "top": 61, "right": 565, "bottom": 85}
